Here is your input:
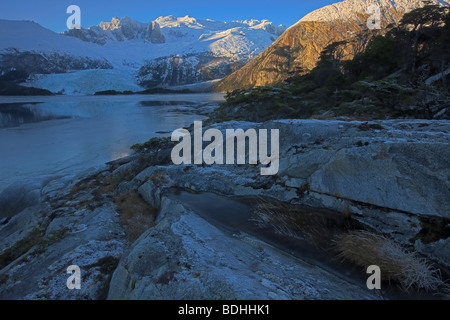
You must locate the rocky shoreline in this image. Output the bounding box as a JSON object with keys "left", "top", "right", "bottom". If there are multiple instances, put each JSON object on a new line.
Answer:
{"left": 0, "top": 119, "right": 449, "bottom": 299}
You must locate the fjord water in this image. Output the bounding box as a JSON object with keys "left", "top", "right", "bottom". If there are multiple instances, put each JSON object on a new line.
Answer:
{"left": 0, "top": 94, "right": 224, "bottom": 192}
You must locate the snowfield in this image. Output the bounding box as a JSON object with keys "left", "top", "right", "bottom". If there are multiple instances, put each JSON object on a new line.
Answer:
{"left": 0, "top": 20, "right": 106, "bottom": 59}
{"left": 0, "top": 16, "right": 286, "bottom": 94}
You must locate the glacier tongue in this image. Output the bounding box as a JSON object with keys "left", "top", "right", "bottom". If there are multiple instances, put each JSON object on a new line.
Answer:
{"left": 23, "top": 69, "right": 145, "bottom": 95}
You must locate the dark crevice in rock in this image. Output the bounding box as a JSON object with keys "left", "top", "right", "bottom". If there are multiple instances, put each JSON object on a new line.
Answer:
{"left": 410, "top": 216, "right": 450, "bottom": 244}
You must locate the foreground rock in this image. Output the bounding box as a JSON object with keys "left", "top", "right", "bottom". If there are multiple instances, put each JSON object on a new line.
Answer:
{"left": 0, "top": 118, "right": 448, "bottom": 299}
{"left": 0, "top": 168, "right": 128, "bottom": 300}
{"left": 108, "top": 197, "right": 376, "bottom": 300}
{"left": 122, "top": 119, "right": 450, "bottom": 267}
{"left": 107, "top": 119, "right": 449, "bottom": 299}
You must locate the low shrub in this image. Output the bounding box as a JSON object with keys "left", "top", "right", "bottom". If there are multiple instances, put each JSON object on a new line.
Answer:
{"left": 335, "top": 230, "right": 447, "bottom": 293}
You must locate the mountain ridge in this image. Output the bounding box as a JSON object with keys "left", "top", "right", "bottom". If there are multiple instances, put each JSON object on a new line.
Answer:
{"left": 0, "top": 16, "right": 286, "bottom": 94}
{"left": 64, "top": 15, "right": 286, "bottom": 46}
{"left": 213, "top": 0, "right": 450, "bottom": 92}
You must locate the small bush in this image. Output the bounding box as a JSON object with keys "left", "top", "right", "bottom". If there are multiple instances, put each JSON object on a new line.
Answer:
{"left": 335, "top": 230, "right": 447, "bottom": 293}
{"left": 131, "top": 137, "right": 174, "bottom": 153}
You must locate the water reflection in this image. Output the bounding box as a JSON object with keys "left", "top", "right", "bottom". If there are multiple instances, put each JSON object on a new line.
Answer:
{"left": 0, "top": 103, "right": 71, "bottom": 128}
{"left": 0, "top": 94, "right": 224, "bottom": 191}
{"left": 139, "top": 101, "right": 197, "bottom": 107}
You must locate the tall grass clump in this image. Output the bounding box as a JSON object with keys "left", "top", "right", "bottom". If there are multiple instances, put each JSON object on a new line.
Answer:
{"left": 335, "top": 230, "right": 447, "bottom": 293}
{"left": 251, "top": 197, "right": 353, "bottom": 250}
{"left": 114, "top": 192, "right": 157, "bottom": 243}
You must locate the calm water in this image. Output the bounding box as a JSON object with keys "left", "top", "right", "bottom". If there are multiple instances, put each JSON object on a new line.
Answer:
{"left": 0, "top": 94, "right": 224, "bottom": 191}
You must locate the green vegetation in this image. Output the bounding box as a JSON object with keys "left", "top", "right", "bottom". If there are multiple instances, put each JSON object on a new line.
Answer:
{"left": 130, "top": 137, "right": 175, "bottom": 153}
{"left": 0, "top": 227, "right": 44, "bottom": 270}
{"left": 213, "top": 5, "right": 450, "bottom": 122}
{"left": 0, "top": 226, "right": 69, "bottom": 270}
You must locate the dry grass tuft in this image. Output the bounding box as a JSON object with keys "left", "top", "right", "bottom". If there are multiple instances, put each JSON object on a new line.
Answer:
{"left": 146, "top": 172, "right": 169, "bottom": 185}
{"left": 335, "top": 230, "right": 447, "bottom": 293}
{"left": 114, "top": 192, "right": 157, "bottom": 243}
{"left": 251, "top": 198, "right": 350, "bottom": 250}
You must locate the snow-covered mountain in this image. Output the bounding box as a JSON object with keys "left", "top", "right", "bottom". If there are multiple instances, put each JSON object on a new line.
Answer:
{"left": 0, "top": 20, "right": 112, "bottom": 85}
{"left": 65, "top": 17, "right": 166, "bottom": 45}
{"left": 65, "top": 15, "right": 285, "bottom": 46}
{"left": 214, "top": 0, "right": 450, "bottom": 92}
{"left": 0, "top": 16, "right": 286, "bottom": 94}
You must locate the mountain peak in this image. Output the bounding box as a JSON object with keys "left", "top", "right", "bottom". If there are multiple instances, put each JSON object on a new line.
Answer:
{"left": 298, "top": 0, "right": 450, "bottom": 24}
{"left": 155, "top": 15, "right": 203, "bottom": 28}
{"left": 99, "top": 17, "right": 121, "bottom": 30}
{"left": 214, "top": 0, "right": 450, "bottom": 92}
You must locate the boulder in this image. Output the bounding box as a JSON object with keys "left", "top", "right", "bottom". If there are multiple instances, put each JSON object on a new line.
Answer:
{"left": 308, "top": 142, "right": 450, "bottom": 217}
{"left": 262, "top": 119, "right": 450, "bottom": 219}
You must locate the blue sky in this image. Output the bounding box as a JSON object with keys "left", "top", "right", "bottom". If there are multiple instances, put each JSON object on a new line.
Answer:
{"left": 0, "top": 0, "right": 337, "bottom": 32}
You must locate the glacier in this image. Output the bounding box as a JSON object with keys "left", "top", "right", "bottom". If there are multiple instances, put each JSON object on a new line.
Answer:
{"left": 0, "top": 16, "right": 286, "bottom": 95}
{"left": 23, "top": 69, "right": 145, "bottom": 95}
